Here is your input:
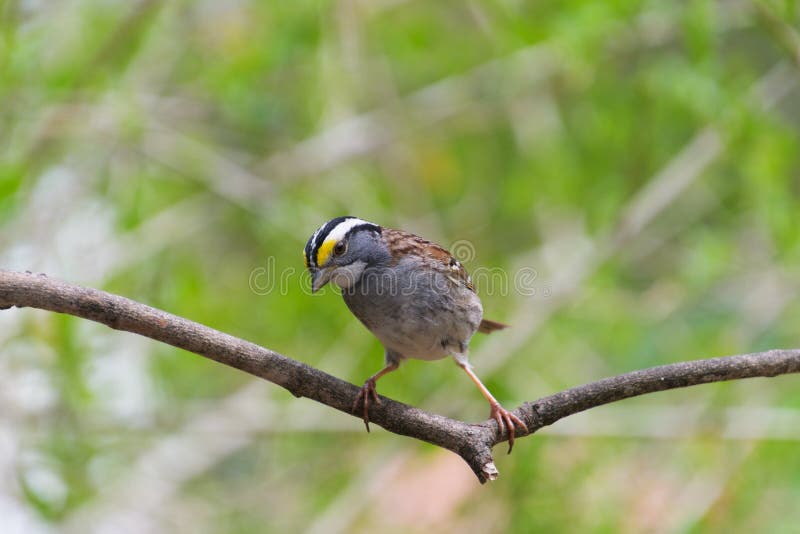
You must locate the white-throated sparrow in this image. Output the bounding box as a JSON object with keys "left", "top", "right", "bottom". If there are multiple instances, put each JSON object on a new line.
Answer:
{"left": 304, "top": 216, "right": 527, "bottom": 451}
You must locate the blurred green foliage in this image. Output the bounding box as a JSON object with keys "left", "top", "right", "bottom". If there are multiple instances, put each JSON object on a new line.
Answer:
{"left": 2, "top": 0, "right": 800, "bottom": 531}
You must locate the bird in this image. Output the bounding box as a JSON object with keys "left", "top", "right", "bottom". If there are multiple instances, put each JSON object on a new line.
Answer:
{"left": 303, "top": 216, "right": 527, "bottom": 451}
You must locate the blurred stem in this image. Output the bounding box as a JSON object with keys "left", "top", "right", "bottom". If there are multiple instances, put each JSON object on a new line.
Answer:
{"left": 753, "top": 0, "right": 800, "bottom": 67}
{"left": 20, "top": 0, "right": 164, "bottom": 175}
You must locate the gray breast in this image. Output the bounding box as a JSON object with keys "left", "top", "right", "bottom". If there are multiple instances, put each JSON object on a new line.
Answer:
{"left": 342, "top": 257, "right": 483, "bottom": 361}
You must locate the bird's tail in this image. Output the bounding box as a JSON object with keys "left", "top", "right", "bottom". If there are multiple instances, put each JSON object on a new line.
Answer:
{"left": 478, "top": 318, "right": 509, "bottom": 334}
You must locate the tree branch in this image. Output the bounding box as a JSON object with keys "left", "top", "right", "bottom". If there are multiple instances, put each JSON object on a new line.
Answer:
{"left": 1, "top": 270, "right": 799, "bottom": 483}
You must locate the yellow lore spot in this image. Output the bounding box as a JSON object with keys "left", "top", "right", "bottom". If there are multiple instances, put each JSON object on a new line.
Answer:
{"left": 316, "top": 238, "right": 337, "bottom": 267}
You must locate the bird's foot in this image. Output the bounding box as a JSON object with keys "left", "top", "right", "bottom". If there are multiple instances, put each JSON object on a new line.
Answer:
{"left": 489, "top": 402, "right": 528, "bottom": 454}
{"left": 352, "top": 379, "right": 380, "bottom": 432}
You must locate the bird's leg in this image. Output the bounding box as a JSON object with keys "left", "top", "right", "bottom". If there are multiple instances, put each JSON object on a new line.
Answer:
{"left": 457, "top": 362, "right": 528, "bottom": 453}
{"left": 353, "top": 362, "right": 399, "bottom": 432}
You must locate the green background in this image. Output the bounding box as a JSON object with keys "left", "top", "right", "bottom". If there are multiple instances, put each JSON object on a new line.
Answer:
{"left": 2, "top": 0, "right": 800, "bottom": 531}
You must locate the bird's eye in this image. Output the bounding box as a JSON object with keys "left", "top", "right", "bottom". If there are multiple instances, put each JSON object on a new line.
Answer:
{"left": 333, "top": 241, "right": 347, "bottom": 256}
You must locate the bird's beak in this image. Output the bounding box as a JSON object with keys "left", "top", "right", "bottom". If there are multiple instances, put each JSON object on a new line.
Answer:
{"left": 311, "top": 267, "right": 332, "bottom": 293}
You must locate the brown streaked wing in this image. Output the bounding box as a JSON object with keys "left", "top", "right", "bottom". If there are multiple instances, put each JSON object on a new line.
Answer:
{"left": 382, "top": 228, "right": 475, "bottom": 292}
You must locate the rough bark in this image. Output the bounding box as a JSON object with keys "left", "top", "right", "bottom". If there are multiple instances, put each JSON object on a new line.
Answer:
{"left": 2, "top": 270, "right": 798, "bottom": 482}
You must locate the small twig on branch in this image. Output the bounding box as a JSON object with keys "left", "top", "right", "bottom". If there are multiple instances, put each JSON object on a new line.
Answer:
{"left": 1, "top": 270, "right": 799, "bottom": 483}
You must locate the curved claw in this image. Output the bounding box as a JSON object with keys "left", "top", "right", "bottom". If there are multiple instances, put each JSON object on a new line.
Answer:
{"left": 352, "top": 379, "right": 380, "bottom": 432}
{"left": 489, "top": 402, "right": 528, "bottom": 454}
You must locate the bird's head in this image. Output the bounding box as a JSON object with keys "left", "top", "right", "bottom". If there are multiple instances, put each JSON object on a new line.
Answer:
{"left": 303, "top": 216, "right": 384, "bottom": 292}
